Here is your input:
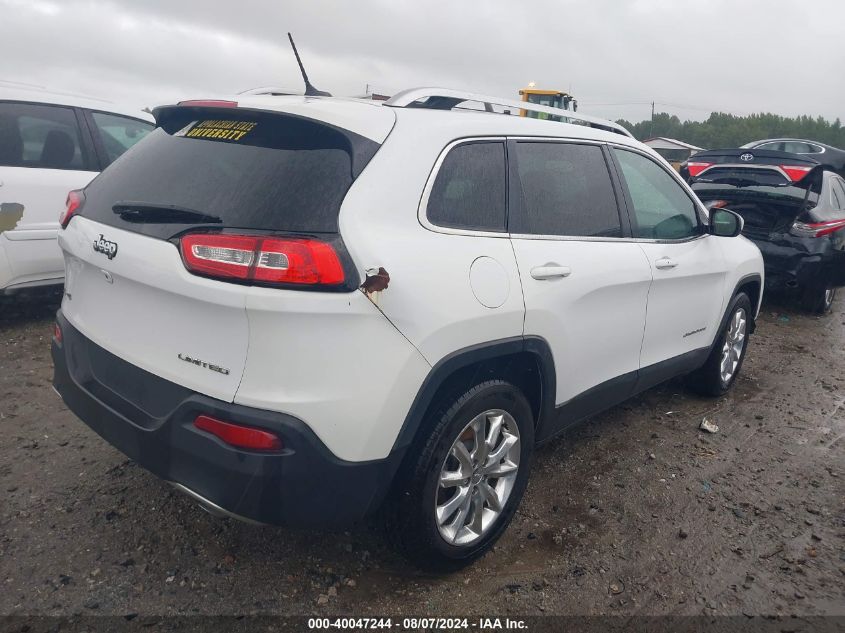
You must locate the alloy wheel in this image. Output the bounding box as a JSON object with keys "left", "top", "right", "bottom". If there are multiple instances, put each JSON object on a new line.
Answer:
{"left": 435, "top": 409, "right": 521, "bottom": 546}
{"left": 824, "top": 288, "right": 835, "bottom": 310}
{"left": 719, "top": 307, "right": 747, "bottom": 384}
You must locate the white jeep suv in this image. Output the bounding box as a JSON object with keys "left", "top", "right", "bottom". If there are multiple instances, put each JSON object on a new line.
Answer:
{"left": 0, "top": 84, "right": 153, "bottom": 295}
{"left": 51, "top": 88, "right": 763, "bottom": 570}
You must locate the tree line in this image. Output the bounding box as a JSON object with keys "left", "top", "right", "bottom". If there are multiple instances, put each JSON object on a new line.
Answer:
{"left": 615, "top": 112, "right": 845, "bottom": 150}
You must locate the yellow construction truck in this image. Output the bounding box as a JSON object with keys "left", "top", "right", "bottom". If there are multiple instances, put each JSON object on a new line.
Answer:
{"left": 518, "top": 87, "right": 577, "bottom": 120}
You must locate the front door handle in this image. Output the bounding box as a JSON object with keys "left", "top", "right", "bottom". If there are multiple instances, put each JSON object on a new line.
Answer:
{"left": 530, "top": 265, "right": 572, "bottom": 280}
{"left": 654, "top": 257, "right": 678, "bottom": 270}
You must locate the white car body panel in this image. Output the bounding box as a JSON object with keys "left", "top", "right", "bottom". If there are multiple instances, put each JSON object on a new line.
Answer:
{"left": 59, "top": 217, "right": 249, "bottom": 402}
{"left": 0, "top": 83, "right": 151, "bottom": 119}
{"left": 339, "top": 110, "right": 638, "bottom": 369}
{"left": 512, "top": 239, "right": 652, "bottom": 404}
{"left": 53, "top": 94, "right": 765, "bottom": 469}
{"left": 637, "top": 236, "right": 731, "bottom": 368}
{"left": 235, "top": 288, "right": 431, "bottom": 462}
{"left": 0, "top": 85, "right": 153, "bottom": 292}
{"left": 0, "top": 166, "right": 97, "bottom": 289}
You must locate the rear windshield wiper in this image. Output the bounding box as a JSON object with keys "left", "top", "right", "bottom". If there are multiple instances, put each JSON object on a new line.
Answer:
{"left": 113, "top": 202, "right": 222, "bottom": 224}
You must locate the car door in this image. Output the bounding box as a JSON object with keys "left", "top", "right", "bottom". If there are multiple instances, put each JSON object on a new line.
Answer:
{"left": 508, "top": 139, "right": 653, "bottom": 429}
{"left": 0, "top": 101, "right": 98, "bottom": 287}
{"left": 610, "top": 146, "right": 730, "bottom": 377}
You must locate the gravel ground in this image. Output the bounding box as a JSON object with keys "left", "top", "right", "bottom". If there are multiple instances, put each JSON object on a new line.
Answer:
{"left": 0, "top": 291, "right": 843, "bottom": 619}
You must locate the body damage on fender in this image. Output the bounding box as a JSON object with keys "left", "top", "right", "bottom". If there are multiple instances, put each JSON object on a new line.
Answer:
{"left": 0, "top": 203, "right": 24, "bottom": 233}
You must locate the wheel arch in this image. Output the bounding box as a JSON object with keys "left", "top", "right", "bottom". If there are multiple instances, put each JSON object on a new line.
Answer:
{"left": 734, "top": 273, "right": 762, "bottom": 323}
{"left": 391, "top": 336, "right": 556, "bottom": 455}
{"left": 708, "top": 273, "right": 761, "bottom": 356}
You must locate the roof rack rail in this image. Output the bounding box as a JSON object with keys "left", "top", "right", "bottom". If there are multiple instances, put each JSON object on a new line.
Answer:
{"left": 384, "top": 87, "right": 632, "bottom": 138}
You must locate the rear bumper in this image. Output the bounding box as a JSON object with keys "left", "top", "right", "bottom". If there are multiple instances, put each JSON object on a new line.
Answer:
{"left": 752, "top": 237, "right": 845, "bottom": 292}
{"left": 51, "top": 311, "right": 404, "bottom": 526}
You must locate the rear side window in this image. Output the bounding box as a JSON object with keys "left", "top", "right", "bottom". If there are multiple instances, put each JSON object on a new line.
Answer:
{"left": 427, "top": 141, "right": 507, "bottom": 232}
{"left": 89, "top": 111, "right": 153, "bottom": 166}
{"left": 80, "top": 110, "right": 379, "bottom": 240}
{"left": 0, "top": 102, "right": 90, "bottom": 170}
{"left": 831, "top": 178, "right": 845, "bottom": 210}
{"left": 782, "top": 141, "right": 813, "bottom": 154}
{"left": 512, "top": 142, "right": 621, "bottom": 237}
{"left": 614, "top": 148, "right": 701, "bottom": 240}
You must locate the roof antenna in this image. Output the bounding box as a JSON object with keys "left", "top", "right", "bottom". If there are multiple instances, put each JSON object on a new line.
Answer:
{"left": 287, "top": 33, "right": 331, "bottom": 97}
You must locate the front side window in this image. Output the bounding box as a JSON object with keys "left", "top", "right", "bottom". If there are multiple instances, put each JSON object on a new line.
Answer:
{"left": 614, "top": 148, "right": 701, "bottom": 240}
{"left": 90, "top": 111, "right": 153, "bottom": 166}
{"left": 512, "top": 142, "right": 621, "bottom": 237}
{"left": 0, "top": 102, "right": 88, "bottom": 170}
{"left": 427, "top": 141, "right": 507, "bottom": 232}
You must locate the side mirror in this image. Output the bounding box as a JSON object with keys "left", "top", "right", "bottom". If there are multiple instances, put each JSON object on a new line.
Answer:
{"left": 709, "top": 208, "right": 744, "bottom": 237}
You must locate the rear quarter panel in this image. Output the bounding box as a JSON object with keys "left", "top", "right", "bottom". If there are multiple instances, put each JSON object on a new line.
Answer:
{"left": 338, "top": 115, "right": 527, "bottom": 367}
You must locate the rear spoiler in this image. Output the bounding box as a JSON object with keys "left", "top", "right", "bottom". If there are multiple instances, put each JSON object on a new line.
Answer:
{"left": 682, "top": 148, "right": 822, "bottom": 185}
{"left": 150, "top": 102, "right": 379, "bottom": 178}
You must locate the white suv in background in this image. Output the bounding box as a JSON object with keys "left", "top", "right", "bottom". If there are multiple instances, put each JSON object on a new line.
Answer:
{"left": 51, "top": 88, "right": 763, "bottom": 570}
{"left": 0, "top": 83, "right": 153, "bottom": 295}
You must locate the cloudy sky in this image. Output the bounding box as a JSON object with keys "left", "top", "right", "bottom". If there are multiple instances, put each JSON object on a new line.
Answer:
{"left": 1, "top": 0, "right": 842, "bottom": 124}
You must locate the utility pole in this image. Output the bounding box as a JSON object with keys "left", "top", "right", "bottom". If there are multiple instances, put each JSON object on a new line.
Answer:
{"left": 650, "top": 101, "right": 655, "bottom": 138}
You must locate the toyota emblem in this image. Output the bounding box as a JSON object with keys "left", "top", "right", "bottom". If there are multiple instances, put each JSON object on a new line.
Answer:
{"left": 740, "top": 153, "right": 754, "bottom": 162}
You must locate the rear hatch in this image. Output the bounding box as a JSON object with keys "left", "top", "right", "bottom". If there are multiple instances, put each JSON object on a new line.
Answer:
{"left": 685, "top": 149, "right": 823, "bottom": 239}
{"left": 59, "top": 102, "right": 387, "bottom": 402}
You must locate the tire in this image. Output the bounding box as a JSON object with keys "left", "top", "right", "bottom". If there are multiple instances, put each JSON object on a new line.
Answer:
{"left": 387, "top": 380, "right": 534, "bottom": 572}
{"left": 687, "top": 293, "right": 752, "bottom": 397}
{"left": 801, "top": 286, "right": 836, "bottom": 315}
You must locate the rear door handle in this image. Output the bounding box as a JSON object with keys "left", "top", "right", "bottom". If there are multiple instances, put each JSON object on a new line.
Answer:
{"left": 530, "top": 265, "right": 571, "bottom": 280}
{"left": 654, "top": 257, "right": 678, "bottom": 270}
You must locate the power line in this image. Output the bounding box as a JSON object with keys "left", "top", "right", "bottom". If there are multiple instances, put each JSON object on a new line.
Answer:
{"left": 580, "top": 100, "right": 752, "bottom": 117}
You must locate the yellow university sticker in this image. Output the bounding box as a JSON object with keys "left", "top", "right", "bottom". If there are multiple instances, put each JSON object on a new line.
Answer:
{"left": 184, "top": 120, "right": 257, "bottom": 141}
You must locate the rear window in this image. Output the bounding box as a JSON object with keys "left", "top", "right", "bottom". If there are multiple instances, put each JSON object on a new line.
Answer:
{"left": 426, "top": 141, "right": 507, "bottom": 232}
{"left": 80, "top": 110, "right": 379, "bottom": 239}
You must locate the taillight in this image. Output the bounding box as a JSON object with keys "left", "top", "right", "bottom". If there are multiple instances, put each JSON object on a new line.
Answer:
{"left": 53, "top": 322, "right": 63, "bottom": 344}
{"left": 59, "top": 189, "right": 85, "bottom": 228}
{"left": 193, "top": 415, "right": 283, "bottom": 451}
{"left": 180, "top": 233, "right": 345, "bottom": 287}
{"left": 177, "top": 100, "right": 238, "bottom": 108}
{"left": 779, "top": 165, "right": 813, "bottom": 182}
{"left": 790, "top": 218, "right": 845, "bottom": 238}
{"left": 685, "top": 162, "right": 713, "bottom": 178}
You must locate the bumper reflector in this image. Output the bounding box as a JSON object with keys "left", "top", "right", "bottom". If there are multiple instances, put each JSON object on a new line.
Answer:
{"left": 194, "top": 415, "right": 283, "bottom": 451}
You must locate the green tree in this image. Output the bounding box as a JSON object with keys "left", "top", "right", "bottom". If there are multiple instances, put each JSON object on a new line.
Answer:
{"left": 615, "top": 112, "right": 845, "bottom": 149}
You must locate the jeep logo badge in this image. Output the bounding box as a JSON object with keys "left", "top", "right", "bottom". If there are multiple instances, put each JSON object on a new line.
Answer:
{"left": 93, "top": 234, "right": 118, "bottom": 259}
{"left": 740, "top": 153, "right": 754, "bottom": 162}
